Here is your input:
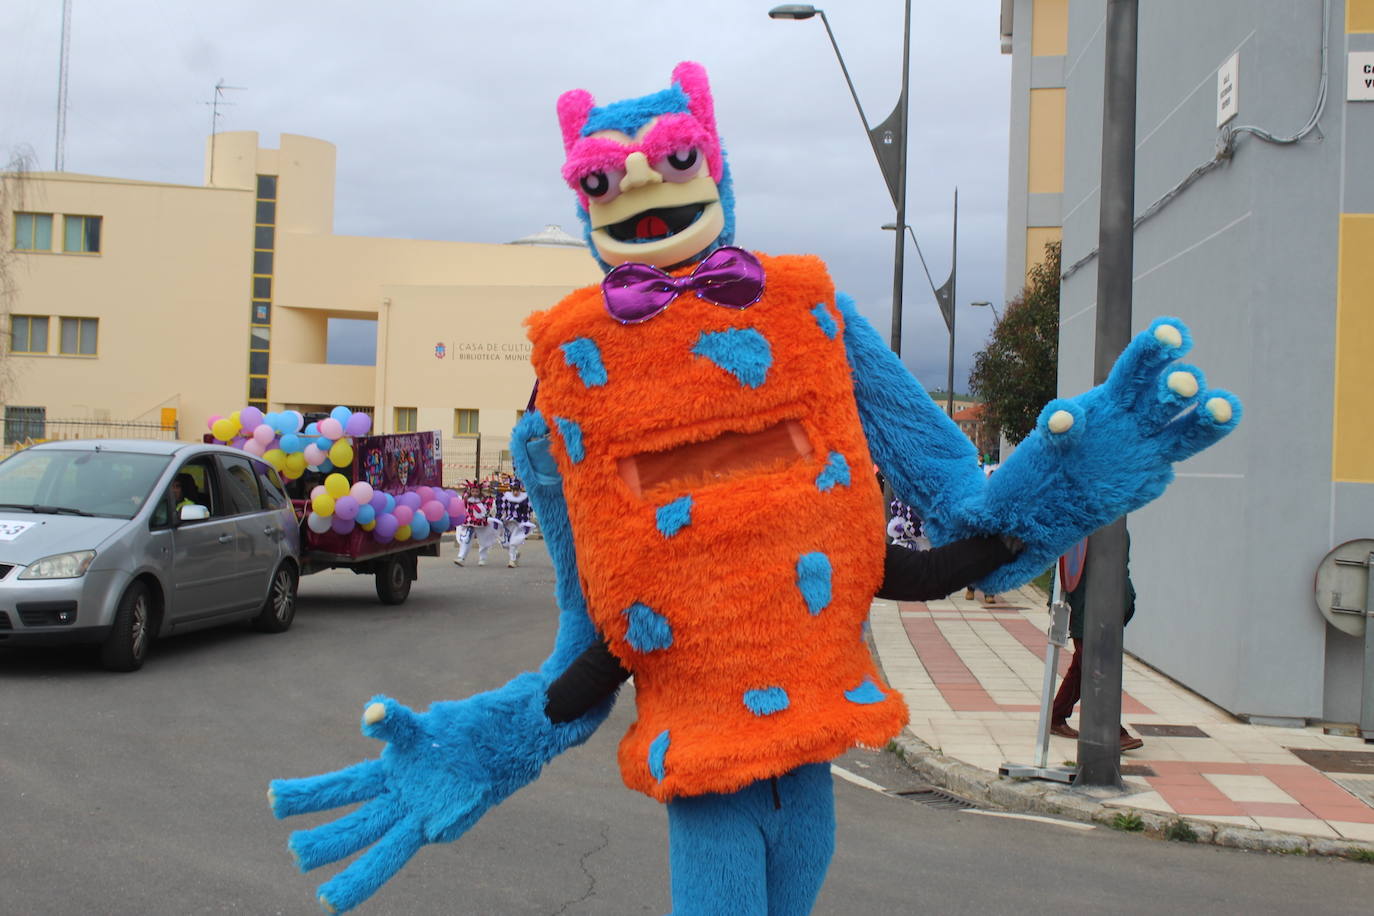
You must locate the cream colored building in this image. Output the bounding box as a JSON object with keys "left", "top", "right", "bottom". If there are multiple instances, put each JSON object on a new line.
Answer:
{"left": 1, "top": 132, "right": 602, "bottom": 475}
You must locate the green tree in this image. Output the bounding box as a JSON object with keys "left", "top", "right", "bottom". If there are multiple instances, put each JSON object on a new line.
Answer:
{"left": 968, "top": 241, "right": 1060, "bottom": 444}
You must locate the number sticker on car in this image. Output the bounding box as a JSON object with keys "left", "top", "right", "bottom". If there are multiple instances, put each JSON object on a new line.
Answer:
{"left": 0, "top": 520, "right": 36, "bottom": 541}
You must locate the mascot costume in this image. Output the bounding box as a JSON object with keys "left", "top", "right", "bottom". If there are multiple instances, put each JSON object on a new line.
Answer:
{"left": 269, "top": 62, "right": 1241, "bottom": 915}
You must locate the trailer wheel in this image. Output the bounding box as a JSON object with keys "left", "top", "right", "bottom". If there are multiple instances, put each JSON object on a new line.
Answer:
{"left": 375, "top": 554, "right": 412, "bottom": 605}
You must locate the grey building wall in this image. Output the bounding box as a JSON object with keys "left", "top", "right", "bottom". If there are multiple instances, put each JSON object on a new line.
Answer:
{"left": 1056, "top": 0, "right": 1368, "bottom": 722}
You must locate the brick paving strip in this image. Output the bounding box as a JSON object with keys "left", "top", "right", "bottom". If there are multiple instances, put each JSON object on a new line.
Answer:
{"left": 869, "top": 591, "right": 1374, "bottom": 861}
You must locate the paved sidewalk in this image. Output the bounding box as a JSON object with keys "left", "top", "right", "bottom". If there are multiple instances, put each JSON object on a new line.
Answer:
{"left": 870, "top": 586, "right": 1374, "bottom": 856}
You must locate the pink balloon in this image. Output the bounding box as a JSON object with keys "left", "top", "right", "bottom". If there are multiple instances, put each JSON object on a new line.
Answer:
{"left": 304, "top": 444, "right": 327, "bottom": 467}
{"left": 206, "top": 414, "right": 222, "bottom": 431}
{"left": 243, "top": 439, "right": 266, "bottom": 456}
{"left": 252, "top": 424, "right": 275, "bottom": 446}
{"left": 311, "top": 485, "right": 327, "bottom": 500}
{"left": 417, "top": 487, "right": 435, "bottom": 504}
{"left": 350, "top": 481, "right": 374, "bottom": 504}
{"left": 319, "top": 418, "right": 344, "bottom": 440}
{"left": 422, "top": 500, "right": 444, "bottom": 522}
{"left": 392, "top": 505, "right": 414, "bottom": 527}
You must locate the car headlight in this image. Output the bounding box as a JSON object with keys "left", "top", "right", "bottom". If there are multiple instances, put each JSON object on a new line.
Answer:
{"left": 19, "top": 550, "right": 97, "bottom": 579}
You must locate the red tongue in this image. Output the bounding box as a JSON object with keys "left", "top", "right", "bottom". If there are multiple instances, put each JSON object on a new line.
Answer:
{"left": 636, "top": 215, "right": 670, "bottom": 239}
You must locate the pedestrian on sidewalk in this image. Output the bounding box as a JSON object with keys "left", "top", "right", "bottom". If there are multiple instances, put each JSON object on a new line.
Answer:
{"left": 1049, "top": 538, "right": 1144, "bottom": 751}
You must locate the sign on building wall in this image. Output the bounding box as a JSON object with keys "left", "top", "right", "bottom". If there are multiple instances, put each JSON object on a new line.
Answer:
{"left": 431, "top": 340, "right": 533, "bottom": 363}
{"left": 1348, "top": 51, "right": 1374, "bottom": 101}
{"left": 1217, "top": 52, "right": 1240, "bottom": 127}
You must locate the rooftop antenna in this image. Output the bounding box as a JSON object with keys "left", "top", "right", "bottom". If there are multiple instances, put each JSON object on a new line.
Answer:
{"left": 54, "top": 0, "right": 72, "bottom": 171}
{"left": 204, "top": 79, "right": 245, "bottom": 185}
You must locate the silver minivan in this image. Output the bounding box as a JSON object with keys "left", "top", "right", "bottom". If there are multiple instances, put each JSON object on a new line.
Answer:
{"left": 0, "top": 440, "right": 301, "bottom": 671}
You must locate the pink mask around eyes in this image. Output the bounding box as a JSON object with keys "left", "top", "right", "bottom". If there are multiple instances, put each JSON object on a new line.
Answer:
{"left": 561, "top": 113, "right": 722, "bottom": 207}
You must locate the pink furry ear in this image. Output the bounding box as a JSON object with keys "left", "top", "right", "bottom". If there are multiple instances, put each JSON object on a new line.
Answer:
{"left": 557, "top": 89, "right": 595, "bottom": 153}
{"left": 672, "top": 62, "right": 717, "bottom": 143}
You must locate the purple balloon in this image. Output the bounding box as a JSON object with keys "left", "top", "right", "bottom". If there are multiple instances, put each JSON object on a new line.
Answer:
{"left": 369, "top": 492, "right": 389, "bottom": 513}
{"left": 240, "top": 406, "right": 265, "bottom": 429}
{"left": 330, "top": 514, "right": 356, "bottom": 535}
{"left": 334, "top": 495, "right": 360, "bottom": 521}
{"left": 344, "top": 412, "right": 372, "bottom": 436}
{"left": 397, "top": 491, "right": 422, "bottom": 510}
{"left": 374, "top": 513, "right": 399, "bottom": 539}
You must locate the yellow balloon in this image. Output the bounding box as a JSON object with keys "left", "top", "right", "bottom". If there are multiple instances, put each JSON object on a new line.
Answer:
{"left": 284, "top": 453, "right": 307, "bottom": 475}
{"left": 359, "top": 519, "right": 376, "bottom": 531}
{"left": 262, "top": 449, "right": 286, "bottom": 470}
{"left": 211, "top": 418, "right": 236, "bottom": 441}
{"left": 282, "top": 468, "right": 302, "bottom": 480}
{"left": 324, "top": 473, "right": 350, "bottom": 499}
{"left": 312, "top": 494, "right": 336, "bottom": 517}
{"left": 395, "top": 524, "right": 412, "bottom": 541}
{"left": 329, "top": 440, "right": 354, "bottom": 468}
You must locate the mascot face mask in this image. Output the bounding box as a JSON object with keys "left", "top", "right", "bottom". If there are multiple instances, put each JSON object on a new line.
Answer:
{"left": 558, "top": 61, "right": 736, "bottom": 271}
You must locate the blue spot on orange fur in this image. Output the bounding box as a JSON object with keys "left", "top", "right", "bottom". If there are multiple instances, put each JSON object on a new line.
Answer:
{"left": 648, "top": 730, "right": 671, "bottom": 781}
{"left": 624, "top": 603, "right": 673, "bottom": 652}
{"left": 844, "top": 678, "right": 886, "bottom": 705}
{"left": 560, "top": 337, "right": 607, "bottom": 387}
{"left": 691, "top": 328, "right": 772, "bottom": 389}
{"left": 815, "top": 452, "right": 850, "bottom": 492}
{"left": 796, "top": 553, "right": 832, "bottom": 615}
{"left": 656, "top": 495, "right": 692, "bottom": 537}
{"left": 743, "top": 687, "right": 790, "bottom": 716}
{"left": 812, "top": 304, "right": 838, "bottom": 339}
{"left": 553, "top": 417, "right": 585, "bottom": 463}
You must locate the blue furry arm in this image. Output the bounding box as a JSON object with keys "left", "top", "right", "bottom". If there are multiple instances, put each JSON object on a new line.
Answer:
{"left": 268, "top": 410, "right": 615, "bottom": 915}
{"left": 943, "top": 317, "right": 1242, "bottom": 593}
{"left": 837, "top": 294, "right": 987, "bottom": 534}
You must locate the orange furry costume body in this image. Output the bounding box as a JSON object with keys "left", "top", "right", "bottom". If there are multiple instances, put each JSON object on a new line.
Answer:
{"left": 527, "top": 252, "right": 909, "bottom": 801}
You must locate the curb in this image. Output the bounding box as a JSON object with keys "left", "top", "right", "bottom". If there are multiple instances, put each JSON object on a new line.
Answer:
{"left": 888, "top": 732, "right": 1374, "bottom": 862}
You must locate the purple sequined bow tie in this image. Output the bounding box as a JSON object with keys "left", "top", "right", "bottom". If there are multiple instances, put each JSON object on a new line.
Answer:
{"left": 601, "top": 246, "right": 765, "bottom": 324}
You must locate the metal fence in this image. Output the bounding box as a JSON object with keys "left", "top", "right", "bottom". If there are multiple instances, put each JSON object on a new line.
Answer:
{"left": 442, "top": 435, "right": 513, "bottom": 483}
{"left": 0, "top": 417, "right": 180, "bottom": 456}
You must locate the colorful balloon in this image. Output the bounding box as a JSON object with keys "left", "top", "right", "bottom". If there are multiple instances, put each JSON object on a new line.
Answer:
{"left": 319, "top": 418, "right": 344, "bottom": 440}
{"left": 206, "top": 414, "right": 222, "bottom": 432}
{"left": 331, "top": 514, "right": 356, "bottom": 535}
{"left": 252, "top": 424, "right": 275, "bottom": 446}
{"left": 306, "top": 512, "right": 332, "bottom": 534}
{"left": 374, "top": 513, "right": 399, "bottom": 540}
{"left": 240, "top": 406, "right": 265, "bottom": 429}
{"left": 329, "top": 440, "right": 354, "bottom": 468}
{"left": 284, "top": 452, "right": 307, "bottom": 476}
{"left": 312, "top": 493, "right": 336, "bottom": 517}
{"left": 410, "top": 514, "right": 431, "bottom": 540}
{"left": 324, "top": 473, "right": 350, "bottom": 499}
{"left": 262, "top": 449, "right": 287, "bottom": 471}
{"left": 393, "top": 505, "right": 414, "bottom": 527}
{"left": 211, "top": 418, "right": 237, "bottom": 442}
{"left": 334, "top": 495, "right": 360, "bottom": 521}
{"left": 344, "top": 412, "right": 372, "bottom": 436}
{"left": 356, "top": 504, "right": 376, "bottom": 526}
{"left": 330, "top": 406, "right": 352, "bottom": 424}
{"left": 303, "top": 444, "right": 327, "bottom": 467}
{"left": 279, "top": 433, "right": 303, "bottom": 454}
{"left": 350, "top": 481, "right": 374, "bottom": 505}
{"left": 243, "top": 439, "right": 266, "bottom": 456}
{"left": 394, "top": 524, "right": 412, "bottom": 542}
{"left": 421, "top": 500, "right": 445, "bottom": 523}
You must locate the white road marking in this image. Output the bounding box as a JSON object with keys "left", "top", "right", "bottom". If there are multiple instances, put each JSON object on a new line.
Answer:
{"left": 830, "top": 764, "right": 888, "bottom": 793}
{"left": 966, "top": 810, "right": 1095, "bottom": 830}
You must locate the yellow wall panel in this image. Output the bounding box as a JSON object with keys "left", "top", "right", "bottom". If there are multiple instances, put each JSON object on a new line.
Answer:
{"left": 1348, "top": 0, "right": 1374, "bottom": 32}
{"left": 1032, "top": 0, "right": 1069, "bottom": 56}
{"left": 1333, "top": 215, "right": 1374, "bottom": 482}
{"left": 1027, "top": 89, "right": 1066, "bottom": 194}
{"left": 1025, "top": 227, "right": 1062, "bottom": 278}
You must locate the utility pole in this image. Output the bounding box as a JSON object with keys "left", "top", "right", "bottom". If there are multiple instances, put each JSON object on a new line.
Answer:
{"left": 54, "top": 0, "right": 72, "bottom": 171}
{"left": 205, "top": 79, "right": 246, "bottom": 185}
{"left": 1077, "top": 0, "right": 1138, "bottom": 790}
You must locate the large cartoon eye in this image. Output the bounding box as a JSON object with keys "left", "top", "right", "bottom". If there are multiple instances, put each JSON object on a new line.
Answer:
{"left": 578, "top": 166, "right": 624, "bottom": 203}
{"left": 653, "top": 147, "right": 702, "bottom": 184}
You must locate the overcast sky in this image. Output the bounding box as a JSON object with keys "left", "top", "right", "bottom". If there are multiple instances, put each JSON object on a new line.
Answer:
{"left": 2, "top": 0, "right": 1013, "bottom": 391}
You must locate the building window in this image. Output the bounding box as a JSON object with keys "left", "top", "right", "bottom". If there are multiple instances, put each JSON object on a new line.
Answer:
{"left": 248, "top": 376, "right": 268, "bottom": 400}
{"left": 255, "top": 200, "right": 276, "bottom": 224}
{"left": 253, "top": 250, "right": 273, "bottom": 275}
{"left": 254, "top": 225, "right": 275, "bottom": 249}
{"left": 252, "top": 277, "right": 271, "bottom": 299}
{"left": 252, "top": 302, "right": 270, "bottom": 324}
{"left": 59, "top": 317, "right": 98, "bottom": 355}
{"left": 256, "top": 175, "right": 278, "bottom": 200}
{"left": 62, "top": 215, "right": 101, "bottom": 253}
{"left": 11, "top": 315, "right": 49, "bottom": 353}
{"left": 250, "top": 326, "right": 270, "bottom": 349}
{"left": 394, "top": 407, "right": 417, "bottom": 433}
{"left": 453, "top": 408, "right": 479, "bottom": 436}
{"left": 249, "top": 351, "right": 269, "bottom": 374}
{"left": 14, "top": 212, "right": 53, "bottom": 251}
{"left": 3, "top": 406, "right": 46, "bottom": 445}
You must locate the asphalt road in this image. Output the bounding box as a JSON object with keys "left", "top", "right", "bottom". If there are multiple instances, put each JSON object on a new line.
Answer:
{"left": 2, "top": 540, "right": 1372, "bottom": 915}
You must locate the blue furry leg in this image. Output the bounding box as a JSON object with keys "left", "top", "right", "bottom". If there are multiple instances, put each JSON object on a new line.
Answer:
{"left": 666, "top": 763, "right": 835, "bottom": 916}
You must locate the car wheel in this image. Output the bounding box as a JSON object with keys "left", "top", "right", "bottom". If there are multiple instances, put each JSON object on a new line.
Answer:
{"left": 252, "top": 563, "right": 298, "bottom": 633}
{"left": 375, "top": 554, "right": 412, "bottom": 605}
{"left": 99, "top": 581, "right": 152, "bottom": 672}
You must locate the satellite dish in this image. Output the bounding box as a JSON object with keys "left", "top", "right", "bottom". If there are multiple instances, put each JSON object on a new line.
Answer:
{"left": 1313, "top": 539, "right": 1373, "bottom": 638}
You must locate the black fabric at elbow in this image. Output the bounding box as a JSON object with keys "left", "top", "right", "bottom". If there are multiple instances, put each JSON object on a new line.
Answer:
{"left": 544, "top": 639, "right": 631, "bottom": 724}
{"left": 876, "top": 537, "right": 1017, "bottom": 602}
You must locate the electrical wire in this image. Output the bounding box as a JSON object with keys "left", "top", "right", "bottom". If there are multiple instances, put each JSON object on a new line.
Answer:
{"left": 1062, "top": 0, "right": 1330, "bottom": 281}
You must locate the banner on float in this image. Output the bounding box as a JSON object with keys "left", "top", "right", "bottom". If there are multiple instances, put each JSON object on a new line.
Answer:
{"left": 356, "top": 431, "right": 444, "bottom": 493}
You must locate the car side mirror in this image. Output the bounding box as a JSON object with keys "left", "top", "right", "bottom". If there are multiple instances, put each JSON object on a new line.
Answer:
{"left": 179, "top": 504, "right": 210, "bottom": 522}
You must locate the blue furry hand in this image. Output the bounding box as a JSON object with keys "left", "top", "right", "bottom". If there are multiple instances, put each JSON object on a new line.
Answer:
{"left": 967, "top": 317, "right": 1241, "bottom": 592}
{"left": 268, "top": 673, "right": 588, "bottom": 914}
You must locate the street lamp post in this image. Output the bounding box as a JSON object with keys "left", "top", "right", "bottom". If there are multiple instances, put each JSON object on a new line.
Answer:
{"left": 971, "top": 300, "right": 1000, "bottom": 323}
{"left": 770, "top": 2, "right": 911, "bottom": 356}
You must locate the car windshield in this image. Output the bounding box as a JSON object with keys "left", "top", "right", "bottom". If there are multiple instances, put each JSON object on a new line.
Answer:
{"left": 0, "top": 448, "right": 173, "bottom": 520}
